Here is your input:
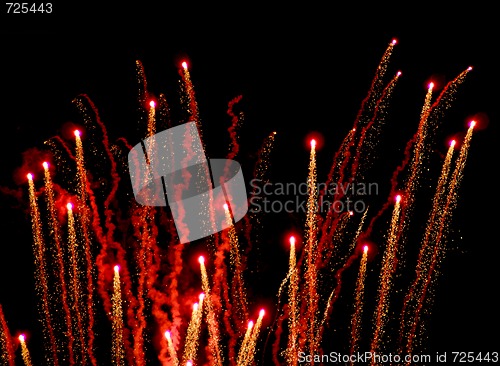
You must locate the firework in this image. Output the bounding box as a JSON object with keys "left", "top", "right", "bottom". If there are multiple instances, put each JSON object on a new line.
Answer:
{"left": 2, "top": 38, "right": 479, "bottom": 366}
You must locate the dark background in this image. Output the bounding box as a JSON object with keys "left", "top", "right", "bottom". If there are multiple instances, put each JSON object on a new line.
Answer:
{"left": 1, "top": 5, "right": 499, "bottom": 365}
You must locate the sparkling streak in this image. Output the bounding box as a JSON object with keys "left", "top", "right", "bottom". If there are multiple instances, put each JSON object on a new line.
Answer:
{"left": 224, "top": 204, "right": 248, "bottom": 322}
{"left": 303, "top": 140, "right": 319, "bottom": 354}
{"left": 236, "top": 320, "right": 254, "bottom": 366}
{"left": 370, "top": 196, "right": 402, "bottom": 358}
{"left": 400, "top": 139, "right": 456, "bottom": 347}
{"left": 199, "top": 257, "right": 224, "bottom": 366}
{"left": 0, "top": 305, "right": 14, "bottom": 366}
{"left": 27, "top": 174, "right": 59, "bottom": 366}
{"left": 182, "top": 294, "right": 205, "bottom": 365}
{"left": 112, "top": 266, "right": 125, "bottom": 366}
{"left": 405, "top": 122, "right": 476, "bottom": 357}
{"left": 43, "top": 162, "right": 75, "bottom": 366}
{"left": 66, "top": 203, "right": 87, "bottom": 364}
{"left": 74, "top": 131, "right": 97, "bottom": 366}
{"left": 350, "top": 246, "right": 369, "bottom": 358}
{"left": 286, "top": 236, "right": 299, "bottom": 366}
{"left": 19, "top": 335, "right": 33, "bottom": 366}
{"left": 165, "top": 331, "right": 179, "bottom": 366}
{"left": 238, "top": 310, "right": 265, "bottom": 366}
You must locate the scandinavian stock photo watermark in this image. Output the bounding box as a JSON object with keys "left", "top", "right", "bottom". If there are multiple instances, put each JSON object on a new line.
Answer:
{"left": 248, "top": 179, "right": 379, "bottom": 214}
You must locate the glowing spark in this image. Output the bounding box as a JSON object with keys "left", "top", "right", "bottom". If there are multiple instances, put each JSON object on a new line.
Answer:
{"left": 182, "top": 61, "right": 188, "bottom": 69}
{"left": 74, "top": 130, "right": 80, "bottom": 137}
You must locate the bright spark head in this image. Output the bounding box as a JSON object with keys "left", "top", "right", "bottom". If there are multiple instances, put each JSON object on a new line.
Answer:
{"left": 149, "top": 101, "right": 156, "bottom": 108}
{"left": 467, "top": 66, "right": 473, "bottom": 71}
{"left": 114, "top": 265, "right": 120, "bottom": 273}
{"left": 74, "top": 130, "right": 81, "bottom": 137}
{"left": 396, "top": 194, "right": 402, "bottom": 203}
{"left": 310, "top": 139, "right": 316, "bottom": 148}
{"left": 199, "top": 293, "right": 205, "bottom": 301}
{"left": 469, "top": 120, "right": 476, "bottom": 128}
{"left": 259, "top": 309, "right": 265, "bottom": 318}
{"left": 289, "top": 236, "right": 296, "bottom": 246}
{"left": 193, "top": 303, "right": 198, "bottom": 311}
{"left": 198, "top": 256, "right": 205, "bottom": 265}
{"left": 397, "top": 71, "right": 402, "bottom": 76}
{"left": 428, "top": 82, "right": 434, "bottom": 89}
{"left": 352, "top": 128, "right": 356, "bottom": 132}
{"left": 363, "top": 245, "right": 369, "bottom": 253}
{"left": 349, "top": 211, "right": 354, "bottom": 216}
{"left": 391, "top": 39, "right": 397, "bottom": 45}
{"left": 27, "top": 173, "right": 33, "bottom": 180}
{"left": 186, "top": 361, "right": 193, "bottom": 366}
{"left": 164, "top": 330, "right": 171, "bottom": 339}
{"left": 182, "top": 61, "right": 188, "bottom": 69}
{"left": 248, "top": 320, "right": 254, "bottom": 329}
{"left": 223, "top": 203, "right": 229, "bottom": 211}
{"left": 67, "top": 202, "right": 73, "bottom": 210}
{"left": 18, "top": 334, "right": 25, "bottom": 342}
{"left": 450, "top": 139, "right": 456, "bottom": 147}
{"left": 42, "top": 161, "right": 49, "bottom": 170}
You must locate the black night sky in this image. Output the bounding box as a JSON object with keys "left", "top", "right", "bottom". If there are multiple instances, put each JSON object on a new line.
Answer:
{"left": 1, "top": 5, "right": 499, "bottom": 365}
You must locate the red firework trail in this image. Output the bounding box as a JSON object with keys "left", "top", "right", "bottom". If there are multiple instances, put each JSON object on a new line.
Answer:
{"left": 0, "top": 305, "right": 15, "bottom": 366}
{"left": 43, "top": 163, "right": 75, "bottom": 366}
{"left": 74, "top": 96, "right": 141, "bottom": 364}
{"left": 350, "top": 71, "right": 401, "bottom": 180}
{"left": 212, "top": 234, "right": 238, "bottom": 364}
{"left": 27, "top": 175, "right": 59, "bottom": 366}
{"left": 363, "top": 68, "right": 471, "bottom": 238}
{"left": 180, "top": 61, "right": 201, "bottom": 131}
{"left": 66, "top": 203, "right": 87, "bottom": 365}
{"left": 47, "top": 135, "right": 76, "bottom": 161}
{"left": 226, "top": 95, "right": 243, "bottom": 161}
{"left": 318, "top": 249, "right": 361, "bottom": 341}
{"left": 405, "top": 123, "right": 475, "bottom": 357}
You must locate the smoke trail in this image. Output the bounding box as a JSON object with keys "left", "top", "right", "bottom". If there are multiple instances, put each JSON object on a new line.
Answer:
{"left": 226, "top": 95, "right": 244, "bottom": 161}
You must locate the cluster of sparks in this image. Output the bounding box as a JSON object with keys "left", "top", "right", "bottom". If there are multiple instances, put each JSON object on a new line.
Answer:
{"left": 0, "top": 38, "right": 479, "bottom": 366}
